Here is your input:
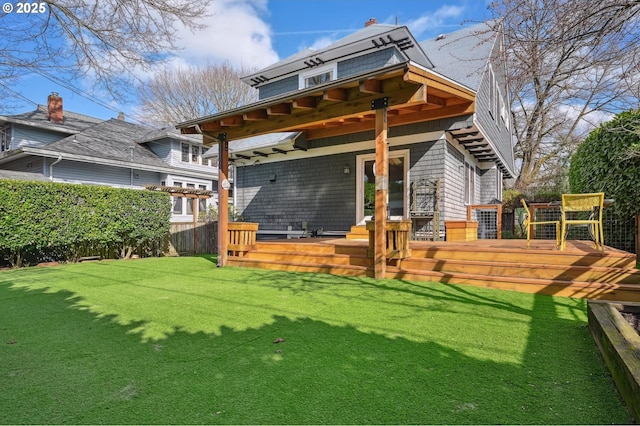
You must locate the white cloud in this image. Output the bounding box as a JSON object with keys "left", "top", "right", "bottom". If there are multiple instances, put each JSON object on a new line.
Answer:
{"left": 172, "top": 0, "right": 279, "bottom": 70}
{"left": 405, "top": 5, "right": 465, "bottom": 38}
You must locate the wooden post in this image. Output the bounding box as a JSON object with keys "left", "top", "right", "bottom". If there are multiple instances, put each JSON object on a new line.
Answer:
{"left": 217, "top": 133, "right": 229, "bottom": 267}
{"left": 192, "top": 197, "right": 198, "bottom": 254}
{"left": 374, "top": 104, "right": 388, "bottom": 279}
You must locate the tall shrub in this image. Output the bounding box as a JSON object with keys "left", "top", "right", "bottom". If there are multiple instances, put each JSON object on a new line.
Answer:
{"left": 569, "top": 109, "right": 640, "bottom": 219}
{"left": 0, "top": 180, "right": 171, "bottom": 266}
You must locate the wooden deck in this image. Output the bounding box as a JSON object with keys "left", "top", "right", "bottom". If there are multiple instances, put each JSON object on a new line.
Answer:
{"left": 227, "top": 238, "right": 640, "bottom": 302}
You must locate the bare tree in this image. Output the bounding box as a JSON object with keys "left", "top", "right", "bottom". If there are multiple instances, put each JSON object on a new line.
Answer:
{"left": 488, "top": 0, "right": 640, "bottom": 190}
{"left": 0, "top": 0, "right": 209, "bottom": 105}
{"left": 135, "top": 62, "right": 258, "bottom": 126}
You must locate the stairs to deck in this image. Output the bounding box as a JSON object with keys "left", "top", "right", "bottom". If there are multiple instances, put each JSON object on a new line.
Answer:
{"left": 227, "top": 239, "right": 640, "bottom": 301}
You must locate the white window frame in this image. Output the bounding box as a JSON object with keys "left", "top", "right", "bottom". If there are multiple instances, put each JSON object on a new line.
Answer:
{"left": 298, "top": 63, "right": 337, "bottom": 89}
{"left": 464, "top": 162, "right": 476, "bottom": 205}
{"left": 181, "top": 142, "right": 203, "bottom": 165}
{"left": 355, "top": 149, "right": 410, "bottom": 224}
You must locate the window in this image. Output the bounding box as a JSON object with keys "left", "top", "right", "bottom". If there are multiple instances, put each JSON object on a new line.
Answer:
{"left": 198, "top": 185, "right": 207, "bottom": 214}
{"left": 496, "top": 168, "right": 503, "bottom": 201}
{"left": 172, "top": 181, "right": 183, "bottom": 214}
{"left": 191, "top": 145, "right": 200, "bottom": 164}
{"left": 181, "top": 143, "right": 205, "bottom": 164}
{"left": 186, "top": 184, "right": 195, "bottom": 215}
{"left": 0, "top": 124, "right": 10, "bottom": 152}
{"left": 299, "top": 63, "right": 337, "bottom": 89}
{"left": 464, "top": 162, "right": 475, "bottom": 205}
{"left": 181, "top": 143, "right": 189, "bottom": 162}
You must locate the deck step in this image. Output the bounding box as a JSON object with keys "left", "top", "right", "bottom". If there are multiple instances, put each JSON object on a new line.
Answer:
{"left": 346, "top": 225, "right": 368, "bottom": 240}
{"left": 227, "top": 239, "right": 640, "bottom": 302}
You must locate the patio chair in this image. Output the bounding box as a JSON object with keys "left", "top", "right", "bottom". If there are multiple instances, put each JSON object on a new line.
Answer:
{"left": 520, "top": 199, "right": 560, "bottom": 249}
{"left": 560, "top": 192, "right": 605, "bottom": 251}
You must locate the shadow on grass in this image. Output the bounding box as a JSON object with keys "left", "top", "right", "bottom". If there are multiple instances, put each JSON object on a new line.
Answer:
{"left": 0, "top": 261, "right": 632, "bottom": 424}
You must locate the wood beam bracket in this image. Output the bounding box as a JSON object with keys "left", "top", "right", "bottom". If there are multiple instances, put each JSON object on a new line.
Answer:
{"left": 371, "top": 97, "right": 388, "bottom": 110}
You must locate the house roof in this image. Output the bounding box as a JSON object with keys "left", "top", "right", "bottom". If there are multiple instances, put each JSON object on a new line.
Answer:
{"left": 0, "top": 105, "right": 104, "bottom": 134}
{"left": 0, "top": 118, "right": 214, "bottom": 179}
{"left": 178, "top": 63, "right": 475, "bottom": 142}
{"left": 44, "top": 119, "right": 172, "bottom": 168}
{"left": 420, "top": 21, "right": 497, "bottom": 91}
{"left": 242, "top": 24, "right": 433, "bottom": 88}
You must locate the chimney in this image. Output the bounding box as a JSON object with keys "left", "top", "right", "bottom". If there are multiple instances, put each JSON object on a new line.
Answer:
{"left": 117, "top": 112, "right": 125, "bottom": 121}
{"left": 365, "top": 17, "right": 377, "bottom": 27}
{"left": 47, "top": 92, "right": 63, "bottom": 123}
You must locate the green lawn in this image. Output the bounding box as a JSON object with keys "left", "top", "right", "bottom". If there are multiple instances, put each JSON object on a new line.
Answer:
{"left": 0, "top": 256, "right": 631, "bottom": 424}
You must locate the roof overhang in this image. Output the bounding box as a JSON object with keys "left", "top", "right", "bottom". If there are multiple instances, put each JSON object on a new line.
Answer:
{"left": 0, "top": 147, "right": 218, "bottom": 180}
{"left": 177, "top": 63, "right": 476, "bottom": 145}
{"left": 449, "top": 124, "right": 514, "bottom": 178}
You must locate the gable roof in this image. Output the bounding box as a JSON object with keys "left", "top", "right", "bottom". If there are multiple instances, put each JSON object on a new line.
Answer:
{"left": 242, "top": 24, "right": 433, "bottom": 88}
{"left": 420, "top": 21, "right": 498, "bottom": 91}
{"left": 44, "top": 119, "right": 169, "bottom": 168}
{"left": 0, "top": 105, "right": 104, "bottom": 134}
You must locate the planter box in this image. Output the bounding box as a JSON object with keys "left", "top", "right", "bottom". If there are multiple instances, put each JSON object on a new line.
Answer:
{"left": 588, "top": 301, "right": 640, "bottom": 422}
{"left": 445, "top": 220, "right": 478, "bottom": 241}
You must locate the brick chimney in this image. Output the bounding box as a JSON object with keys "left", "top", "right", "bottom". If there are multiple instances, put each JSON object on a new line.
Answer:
{"left": 117, "top": 112, "right": 125, "bottom": 121}
{"left": 365, "top": 18, "right": 377, "bottom": 27}
{"left": 47, "top": 92, "right": 63, "bottom": 123}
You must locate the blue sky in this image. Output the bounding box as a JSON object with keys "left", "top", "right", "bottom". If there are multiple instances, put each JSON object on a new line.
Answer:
{"left": 6, "top": 0, "right": 492, "bottom": 123}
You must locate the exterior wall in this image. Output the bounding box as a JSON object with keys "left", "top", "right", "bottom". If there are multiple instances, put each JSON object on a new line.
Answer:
{"left": 11, "top": 124, "right": 69, "bottom": 149}
{"left": 236, "top": 152, "right": 356, "bottom": 231}
{"left": 162, "top": 138, "right": 217, "bottom": 175}
{"left": 259, "top": 75, "right": 298, "bottom": 100}
{"left": 45, "top": 158, "right": 161, "bottom": 188}
{"left": 144, "top": 139, "right": 172, "bottom": 163}
{"left": 337, "top": 48, "right": 402, "bottom": 79}
{"left": 474, "top": 38, "right": 514, "bottom": 175}
{"left": 443, "top": 142, "right": 467, "bottom": 220}
{"left": 257, "top": 48, "right": 402, "bottom": 100}
{"left": 479, "top": 167, "right": 499, "bottom": 203}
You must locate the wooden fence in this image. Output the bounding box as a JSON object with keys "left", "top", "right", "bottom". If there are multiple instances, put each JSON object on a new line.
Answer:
{"left": 168, "top": 222, "right": 217, "bottom": 255}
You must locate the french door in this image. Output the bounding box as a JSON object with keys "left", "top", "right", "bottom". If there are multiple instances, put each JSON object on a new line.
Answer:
{"left": 355, "top": 150, "right": 409, "bottom": 224}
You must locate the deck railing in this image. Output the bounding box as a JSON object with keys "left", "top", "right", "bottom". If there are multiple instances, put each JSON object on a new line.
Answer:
{"left": 227, "top": 222, "right": 258, "bottom": 257}
{"left": 366, "top": 220, "right": 412, "bottom": 260}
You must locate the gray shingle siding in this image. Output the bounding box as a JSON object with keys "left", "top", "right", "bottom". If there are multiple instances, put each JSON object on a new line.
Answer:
{"left": 236, "top": 152, "right": 356, "bottom": 231}
{"left": 474, "top": 46, "right": 515, "bottom": 175}
{"left": 338, "top": 48, "right": 403, "bottom": 79}
{"left": 258, "top": 75, "right": 298, "bottom": 100}
{"left": 479, "top": 167, "right": 499, "bottom": 203}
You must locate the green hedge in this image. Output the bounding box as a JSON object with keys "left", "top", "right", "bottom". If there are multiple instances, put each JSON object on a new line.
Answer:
{"left": 0, "top": 180, "right": 171, "bottom": 266}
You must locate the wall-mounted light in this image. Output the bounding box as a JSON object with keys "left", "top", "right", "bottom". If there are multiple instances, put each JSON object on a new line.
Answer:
{"left": 343, "top": 165, "right": 350, "bottom": 174}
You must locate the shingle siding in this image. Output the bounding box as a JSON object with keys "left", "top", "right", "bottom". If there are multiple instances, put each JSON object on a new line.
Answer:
{"left": 236, "top": 153, "right": 356, "bottom": 231}
{"left": 258, "top": 75, "right": 298, "bottom": 100}
{"left": 338, "top": 48, "right": 403, "bottom": 79}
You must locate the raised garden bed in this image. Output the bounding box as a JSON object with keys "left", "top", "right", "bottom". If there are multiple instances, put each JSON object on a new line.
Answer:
{"left": 588, "top": 300, "right": 640, "bottom": 422}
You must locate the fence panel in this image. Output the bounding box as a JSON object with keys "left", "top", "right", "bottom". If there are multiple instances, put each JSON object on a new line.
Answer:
{"left": 168, "top": 222, "right": 217, "bottom": 255}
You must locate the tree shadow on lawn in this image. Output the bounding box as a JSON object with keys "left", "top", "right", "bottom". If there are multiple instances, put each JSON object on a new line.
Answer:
{"left": 0, "top": 272, "right": 631, "bottom": 425}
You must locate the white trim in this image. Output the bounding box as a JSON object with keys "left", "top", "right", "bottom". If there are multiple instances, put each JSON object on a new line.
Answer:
{"left": 355, "top": 149, "right": 410, "bottom": 224}
{"left": 298, "top": 63, "right": 338, "bottom": 89}
{"left": 234, "top": 130, "right": 444, "bottom": 167}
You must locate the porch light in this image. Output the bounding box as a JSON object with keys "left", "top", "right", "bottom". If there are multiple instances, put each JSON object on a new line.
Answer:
{"left": 343, "top": 165, "right": 350, "bottom": 174}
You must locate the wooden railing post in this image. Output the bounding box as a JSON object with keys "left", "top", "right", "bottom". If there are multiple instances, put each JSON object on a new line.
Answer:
{"left": 227, "top": 222, "right": 258, "bottom": 257}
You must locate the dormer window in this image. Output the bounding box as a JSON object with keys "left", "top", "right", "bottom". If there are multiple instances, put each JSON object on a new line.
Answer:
{"left": 299, "top": 63, "right": 337, "bottom": 89}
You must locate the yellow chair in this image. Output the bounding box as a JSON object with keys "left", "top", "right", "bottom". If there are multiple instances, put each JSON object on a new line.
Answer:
{"left": 560, "top": 193, "right": 605, "bottom": 251}
{"left": 521, "top": 199, "right": 560, "bottom": 248}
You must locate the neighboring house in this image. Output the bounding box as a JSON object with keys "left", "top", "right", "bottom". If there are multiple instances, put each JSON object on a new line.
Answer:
{"left": 182, "top": 20, "right": 516, "bottom": 236}
{"left": 0, "top": 93, "right": 218, "bottom": 222}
